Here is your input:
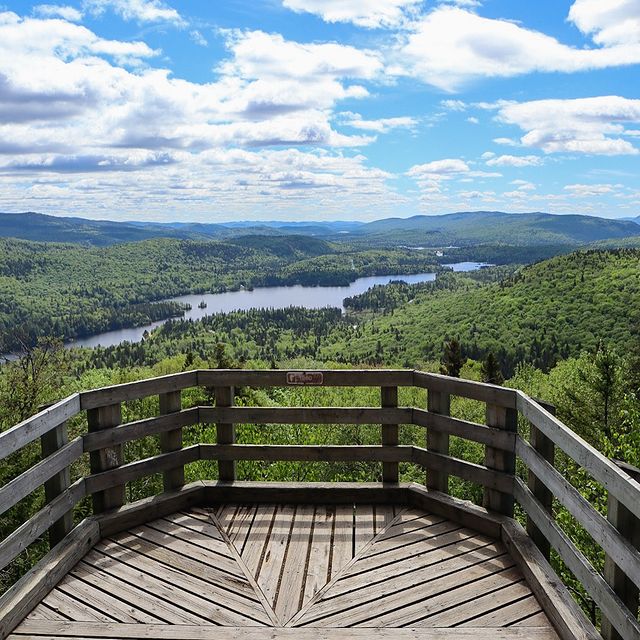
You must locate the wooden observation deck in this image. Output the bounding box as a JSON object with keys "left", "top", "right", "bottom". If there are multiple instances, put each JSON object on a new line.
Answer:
{"left": 1, "top": 369, "right": 639, "bottom": 640}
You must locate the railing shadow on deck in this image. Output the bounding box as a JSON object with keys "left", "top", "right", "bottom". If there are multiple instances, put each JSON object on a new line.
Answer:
{"left": 0, "top": 369, "right": 639, "bottom": 640}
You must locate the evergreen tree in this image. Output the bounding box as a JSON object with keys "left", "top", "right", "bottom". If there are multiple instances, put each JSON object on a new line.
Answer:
{"left": 481, "top": 352, "right": 504, "bottom": 385}
{"left": 440, "top": 338, "right": 465, "bottom": 378}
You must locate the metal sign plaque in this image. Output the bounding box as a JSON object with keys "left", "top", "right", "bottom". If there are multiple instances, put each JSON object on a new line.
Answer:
{"left": 286, "top": 371, "right": 324, "bottom": 386}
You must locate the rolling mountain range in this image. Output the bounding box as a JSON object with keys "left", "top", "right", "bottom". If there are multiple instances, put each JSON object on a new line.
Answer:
{"left": 1, "top": 210, "right": 639, "bottom": 247}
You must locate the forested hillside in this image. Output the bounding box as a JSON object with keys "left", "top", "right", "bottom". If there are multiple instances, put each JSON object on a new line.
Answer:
{"left": 78, "top": 250, "right": 640, "bottom": 381}
{"left": 2, "top": 210, "right": 639, "bottom": 247}
{"left": 347, "top": 211, "right": 640, "bottom": 247}
{"left": 0, "top": 236, "right": 441, "bottom": 352}
{"left": 323, "top": 250, "right": 640, "bottom": 374}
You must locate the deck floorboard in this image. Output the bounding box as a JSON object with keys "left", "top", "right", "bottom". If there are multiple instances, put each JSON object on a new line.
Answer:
{"left": 10, "top": 504, "right": 560, "bottom": 639}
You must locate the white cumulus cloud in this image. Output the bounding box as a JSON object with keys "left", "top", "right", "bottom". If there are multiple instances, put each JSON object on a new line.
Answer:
{"left": 339, "top": 112, "right": 417, "bottom": 133}
{"left": 486, "top": 154, "right": 543, "bottom": 167}
{"left": 564, "top": 183, "right": 618, "bottom": 196}
{"left": 397, "top": 6, "right": 640, "bottom": 91}
{"left": 281, "top": 0, "right": 421, "bottom": 28}
{"left": 34, "top": 5, "right": 83, "bottom": 21}
{"left": 496, "top": 96, "right": 640, "bottom": 155}
{"left": 83, "top": 0, "right": 185, "bottom": 25}
{"left": 569, "top": 0, "right": 640, "bottom": 46}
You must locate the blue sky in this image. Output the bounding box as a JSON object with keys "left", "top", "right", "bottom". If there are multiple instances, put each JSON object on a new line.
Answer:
{"left": 0, "top": 0, "right": 639, "bottom": 221}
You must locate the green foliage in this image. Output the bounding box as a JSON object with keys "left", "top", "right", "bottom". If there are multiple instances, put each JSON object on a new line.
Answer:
{"left": 480, "top": 352, "right": 503, "bottom": 385}
{"left": 440, "top": 338, "right": 465, "bottom": 378}
{"left": 0, "top": 237, "right": 440, "bottom": 353}
{"left": 324, "top": 249, "right": 640, "bottom": 376}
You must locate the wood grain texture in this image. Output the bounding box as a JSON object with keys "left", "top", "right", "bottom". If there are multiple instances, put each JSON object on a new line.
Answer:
{"left": 517, "top": 391, "right": 640, "bottom": 521}
{"left": 0, "top": 519, "right": 100, "bottom": 640}
{"left": 517, "top": 436, "right": 640, "bottom": 588}
{"left": 9, "top": 621, "right": 560, "bottom": 639}
{"left": 294, "top": 506, "right": 550, "bottom": 631}
{"left": 0, "top": 438, "right": 83, "bottom": 517}
{"left": 0, "top": 479, "right": 86, "bottom": 572}
{"left": 510, "top": 482, "right": 613, "bottom": 640}
{"left": 0, "top": 395, "right": 80, "bottom": 462}
{"left": 5, "top": 503, "right": 564, "bottom": 640}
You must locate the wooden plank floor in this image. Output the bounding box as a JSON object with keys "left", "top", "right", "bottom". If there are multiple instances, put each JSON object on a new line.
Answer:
{"left": 9, "top": 505, "right": 559, "bottom": 639}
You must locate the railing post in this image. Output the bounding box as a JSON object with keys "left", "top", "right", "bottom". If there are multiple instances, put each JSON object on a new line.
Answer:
{"left": 483, "top": 403, "right": 517, "bottom": 516}
{"left": 527, "top": 403, "right": 555, "bottom": 560}
{"left": 381, "top": 386, "right": 399, "bottom": 483}
{"left": 40, "top": 421, "right": 72, "bottom": 547}
{"left": 602, "top": 462, "right": 640, "bottom": 640}
{"left": 159, "top": 390, "right": 184, "bottom": 491}
{"left": 87, "top": 403, "right": 124, "bottom": 513}
{"left": 426, "top": 390, "right": 450, "bottom": 493}
{"left": 215, "top": 386, "right": 235, "bottom": 481}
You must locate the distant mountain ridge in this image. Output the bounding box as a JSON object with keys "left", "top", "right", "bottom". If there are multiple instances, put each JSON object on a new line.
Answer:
{"left": 1, "top": 210, "right": 639, "bottom": 247}
{"left": 353, "top": 211, "right": 640, "bottom": 246}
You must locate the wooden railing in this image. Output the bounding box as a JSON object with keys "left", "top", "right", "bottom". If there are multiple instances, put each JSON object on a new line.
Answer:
{"left": 0, "top": 369, "right": 639, "bottom": 639}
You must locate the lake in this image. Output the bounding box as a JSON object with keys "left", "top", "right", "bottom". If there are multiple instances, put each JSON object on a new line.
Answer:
{"left": 61, "top": 262, "right": 486, "bottom": 351}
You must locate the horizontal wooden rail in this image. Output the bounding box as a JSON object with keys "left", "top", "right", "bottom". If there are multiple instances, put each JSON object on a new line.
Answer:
{"left": 84, "top": 446, "right": 200, "bottom": 495}
{"left": 414, "top": 371, "right": 517, "bottom": 408}
{"left": 0, "top": 438, "right": 83, "bottom": 517}
{"left": 199, "top": 444, "right": 413, "bottom": 463}
{"left": 514, "top": 479, "right": 640, "bottom": 640}
{"left": 517, "top": 392, "right": 640, "bottom": 522}
{"left": 199, "top": 406, "right": 412, "bottom": 425}
{"left": 82, "top": 408, "right": 199, "bottom": 452}
{"left": 0, "top": 479, "right": 86, "bottom": 572}
{"left": 413, "top": 409, "right": 515, "bottom": 451}
{"left": 0, "top": 395, "right": 80, "bottom": 462}
{"left": 80, "top": 372, "right": 197, "bottom": 410}
{"left": 412, "top": 448, "right": 513, "bottom": 493}
{"left": 517, "top": 437, "right": 640, "bottom": 589}
{"left": 197, "top": 368, "right": 416, "bottom": 389}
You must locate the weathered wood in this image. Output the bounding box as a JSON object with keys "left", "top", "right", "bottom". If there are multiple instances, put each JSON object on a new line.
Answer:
{"left": 158, "top": 390, "right": 184, "bottom": 490}
{"left": 381, "top": 386, "right": 399, "bottom": 483}
{"left": 412, "top": 447, "right": 513, "bottom": 494}
{"left": 85, "top": 446, "right": 199, "bottom": 494}
{"left": 72, "top": 556, "right": 208, "bottom": 624}
{"left": 8, "top": 620, "right": 560, "bottom": 639}
{"left": 197, "top": 368, "right": 415, "bottom": 388}
{"left": 501, "top": 516, "right": 600, "bottom": 640}
{"left": 483, "top": 403, "right": 517, "bottom": 516}
{"left": 426, "top": 390, "right": 450, "bottom": 493}
{"left": 602, "top": 492, "right": 640, "bottom": 640}
{"left": 517, "top": 392, "right": 640, "bottom": 522}
{"left": 0, "top": 438, "right": 83, "bottom": 517}
{"left": 40, "top": 422, "right": 72, "bottom": 546}
{"left": 517, "top": 437, "right": 640, "bottom": 589}
{"left": 95, "top": 535, "right": 268, "bottom": 625}
{"left": 80, "top": 371, "right": 197, "bottom": 410}
{"left": 83, "top": 408, "right": 198, "bottom": 452}
{"left": 199, "top": 444, "right": 413, "bottom": 463}
{"left": 198, "top": 406, "right": 412, "bottom": 425}
{"left": 527, "top": 419, "right": 554, "bottom": 560}
{"left": 87, "top": 403, "right": 124, "bottom": 514}
{"left": 0, "top": 479, "right": 86, "bottom": 572}
{"left": 412, "top": 409, "right": 515, "bottom": 451}
{"left": 413, "top": 371, "right": 517, "bottom": 408}
{"left": 407, "top": 483, "right": 505, "bottom": 539}
{"left": 214, "top": 386, "right": 235, "bottom": 481}
{"left": 0, "top": 518, "right": 100, "bottom": 640}
{"left": 514, "top": 479, "right": 640, "bottom": 640}
{"left": 202, "top": 481, "right": 410, "bottom": 506}
{"left": 0, "top": 394, "right": 80, "bottom": 462}
{"left": 94, "top": 482, "right": 204, "bottom": 537}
